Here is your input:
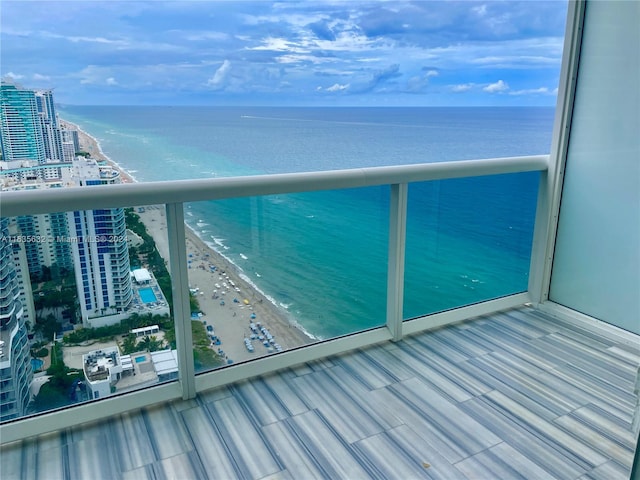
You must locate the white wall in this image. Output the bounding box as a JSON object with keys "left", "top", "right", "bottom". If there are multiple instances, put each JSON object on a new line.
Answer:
{"left": 549, "top": 0, "right": 640, "bottom": 334}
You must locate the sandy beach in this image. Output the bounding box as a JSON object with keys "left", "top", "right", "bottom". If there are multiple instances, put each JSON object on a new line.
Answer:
{"left": 65, "top": 119, "right": 314, "bottom": 365}
{"left": 137, "top": 205, "right": 313, "bottom": 364}
{"left": 60, "top": 119, "right": 135, "bottom": 183}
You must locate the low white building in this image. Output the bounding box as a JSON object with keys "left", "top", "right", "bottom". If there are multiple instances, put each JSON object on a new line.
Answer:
{"left": 82, "top": 346, "right": 131, "bottom": 399}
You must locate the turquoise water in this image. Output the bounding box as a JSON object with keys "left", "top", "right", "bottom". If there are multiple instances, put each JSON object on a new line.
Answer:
{"left": 135, "top": 355, "right": 146, "bottom": 363}
{"left": 31, "top": 358, "right": 44, "bottom": 371}
{"left": 59, "top": 106, "right": 552, "bottom": 339}
{"left": 138, "top": 287, "right": 157, "bottom": 304}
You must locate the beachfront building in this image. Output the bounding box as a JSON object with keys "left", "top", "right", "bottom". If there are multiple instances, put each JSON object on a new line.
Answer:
{"left": 34, "top": 89, "right": 63, "bottom": 163}
{"left": 82, "top": 346, "right": 128, "bottom": 400}
{"left": 0, "top": 218, "right": 33, "bottom": 422}
{"left": 130, "top": 268, "right": 170, "bottom": 317}
{"left": 0, "top": 81, "right": 46, "bottom": 164}
{"left": 6, "top": 221, "right": 36, "bottom": 330}
{"left": 12, "top": 213, "right": 74, "bottom": 281}
{"left": 69, "top": 159, "right": 133, "bottom": 327}
{"left": 0, "top": 152, "right": 134, "bottom": 326}
{"left": 60, "top": 125, "right": 79, "bottom": 155}
{"left": 81, "top": 346, "right": 176, "bottom": 399}
{"left": 0, "top": 162, "right": 75, "bottom": 281}
{"left": 82, "top": 346, "right": 178, "bottom": 400}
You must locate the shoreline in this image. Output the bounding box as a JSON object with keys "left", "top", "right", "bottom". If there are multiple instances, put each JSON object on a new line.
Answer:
{"left": 63, "top": 118, "right": 314, "bottom": 364}
{"left": 59, "top": 119, "right": 136, "bottom": 183}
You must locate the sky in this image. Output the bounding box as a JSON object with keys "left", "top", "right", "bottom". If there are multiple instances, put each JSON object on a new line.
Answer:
{"left": 1, "top": 1, "right": 569, "bottom": 106}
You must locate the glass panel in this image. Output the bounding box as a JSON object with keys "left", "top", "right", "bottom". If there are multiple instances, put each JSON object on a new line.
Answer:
{"left": 184, "top": 187, "right": 389, "bottom": 372}
{"left": 403, "top": 172, "right": 539, "bottom": 320}
{"left": 0, "top": 204, "right": 175, "bottom": 423}
{"left": 549, "top": 1, "right": 640, "bottom": 333}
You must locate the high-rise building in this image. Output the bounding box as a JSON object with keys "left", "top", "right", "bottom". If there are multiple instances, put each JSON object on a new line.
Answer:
{"left": 1, "top": 83, "right": 133, "bottom": 327}
{"left": 60, "top": 125, "right": 80, "bottom": 162}
{"left": 0, "top": 218, "right": 33, "bottom": 422}
{"left": 15, "top": 213, "right": 73, "bottom": 281}
{"left": 0, "top": 81, "right": 46, "bottom": 164}
{"left": 34, "top": 90, "right": 63, "bottom": 162}
{"left": 7, "top": 220, "right": 36, "bottom": 329}
{"left": 68, "top": 160, "right": 133, "bottom": 326}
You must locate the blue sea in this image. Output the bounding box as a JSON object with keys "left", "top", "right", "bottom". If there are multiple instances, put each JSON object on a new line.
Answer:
{"left": 59, "top": 106, "right": 554, "bottom": 339}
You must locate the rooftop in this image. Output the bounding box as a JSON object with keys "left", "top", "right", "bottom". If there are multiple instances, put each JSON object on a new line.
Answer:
{"left": 2, "top": 307, "right": 637, "bottom": 479}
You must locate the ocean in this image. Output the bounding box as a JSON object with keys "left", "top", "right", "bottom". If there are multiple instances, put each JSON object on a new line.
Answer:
{"left": 58, "top": 106, "right": 554, "bottom": 339}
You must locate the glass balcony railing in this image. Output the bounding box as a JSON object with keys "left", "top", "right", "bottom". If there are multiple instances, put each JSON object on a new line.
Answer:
{"left": 0, "top": 155, "right": 548, "bottom": 442}
{"left": 404, "top": 171, "right": 540, "bottom": 320}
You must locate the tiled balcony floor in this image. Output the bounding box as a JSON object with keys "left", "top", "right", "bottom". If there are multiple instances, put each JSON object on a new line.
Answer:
{"left": 2, "top": 307, "right": 639, "bottom": 479}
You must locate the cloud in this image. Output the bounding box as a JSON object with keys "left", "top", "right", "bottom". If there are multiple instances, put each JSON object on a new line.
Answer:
{"left": 207, "top": 60, "right": 231, "bottom": 88}
{"left": 185, "top": 31, "right": 230, "bottom": 42}
{"left": 42, "top": 31, "right": 127, "bottom": 46}
{"left": 451, "top": 83, "right": 474, "bottom": 92}
{"left": 473, "top": 5, "right": 488, "bottom": 17}
{"left": 4, "top": 72, "right": 24, "bottom": 80}
{"left": 249, "top": 37, "right": 308, "bottom": 54}
{"left": 308, "top": 20, "right": 336, "bottom": 41}
{"left": 325, "top": 83, "right": 350, "bottom": 92}
{"left": 78, "top": 65, "right": 109, "bottom": 85}
{"left": 370, "top": 63, "right": 401, "bottom": 86}
{"left": 483, "top": 80, "right": 509, "bottom": 93}
{"left": 33, "top": 73, "right": 51, "bottom": 81}
{"left": 0, "top": 1, "right": 567, "bottom": 105}
{"left": 406, "top": 68, "right": 438, "bottom": 92}
{"left": 508, "top": 87, "right": 549, "bottom": 95}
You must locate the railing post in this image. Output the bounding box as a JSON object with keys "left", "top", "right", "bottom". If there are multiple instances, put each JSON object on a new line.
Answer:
{"left": 387, "top": 183, "right": 408, "bottom": 341}
{"left": 166, "top": 202, "right": 196, "bottom": 399}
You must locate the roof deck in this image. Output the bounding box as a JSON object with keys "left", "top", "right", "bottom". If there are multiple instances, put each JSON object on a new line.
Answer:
{"left": 2, "top": 306, "right": 638, "bottom": 479}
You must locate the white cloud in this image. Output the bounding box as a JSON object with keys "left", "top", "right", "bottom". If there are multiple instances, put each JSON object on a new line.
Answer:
{"left": 33, "top": 73, "right": 51, "bottom": 81}
{"left": 42, "top": 31, "right": 127, "bottom": 46}
{"left": 451, "top": 83, "right": 474, "bottom": 92}
{"left": 185, "top": 31, "right": 230, "bottom": 42}
{"left": 508, "top": 87, "right": 550, "bottom": 95}
{"left": 4, "top": 71, "right": 24, "bottom": 80}
{"left": 483, "top": 80, "right": 509, "bottom": 93}
{"left": 207, "top": 60, "right": 231, "bottom": 88}
{"left": 276, "top": 54, "right": 335, "bottom": 65}
{"left": 406, "top": 69, "right": 438, "bottom": 92}
{"left": 77, "top": 65, "right": 117, "bottom": 85}
{"left": 249, "top": 37, "right": 308, "bottom": 54}
{"left": 325, "top": 83, "right": 350, "bottom": 92}
{"left": 473, "top": 4, "right": 488, "bottom": 17}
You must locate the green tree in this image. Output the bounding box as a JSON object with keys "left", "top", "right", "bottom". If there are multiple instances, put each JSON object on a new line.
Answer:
{"left": 139, "top": 335, "right": 163, "bottom": 352}
{"left": 121, "top": 334, "right": 138, "bottom": 355}
{"left": 35, "top": 313, "right": 61, "bottom": 341}
{"left": 33, "top": 343, "right": 83, "bottom": 413}
{"left": 189, "top": 293, "right": 200, "bottom": 313}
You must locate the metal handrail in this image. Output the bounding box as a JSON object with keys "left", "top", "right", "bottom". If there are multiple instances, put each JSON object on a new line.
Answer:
{"left": 0, "top": 153, "right": 549, "bottom": 443}
{"left": 1, "top": 155, "right": 548, "bottom": 217}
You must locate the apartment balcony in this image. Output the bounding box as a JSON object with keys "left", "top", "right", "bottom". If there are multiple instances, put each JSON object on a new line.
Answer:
{"left": 0, "top": 1, "right": 639, "bottom": 479}
{"left": 1, "top": 148, "right": 638, "bottom": 478}
{"left": 2, "top": 301, "right": 640, "bottom": 479}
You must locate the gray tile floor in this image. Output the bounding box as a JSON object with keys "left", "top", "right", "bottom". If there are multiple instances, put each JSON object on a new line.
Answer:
{"left": 2, "top": 307, "right": 639, "bottom": 479}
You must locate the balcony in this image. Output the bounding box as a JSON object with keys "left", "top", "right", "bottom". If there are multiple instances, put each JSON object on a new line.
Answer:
{"left": 0, "top": 1, "right": 639, "bottom": 478}
{"left": 0, "top": 305, "right": 638, "bottom": 478}
{"left": 1, "top": 152, "right": 639, "bottom": 479}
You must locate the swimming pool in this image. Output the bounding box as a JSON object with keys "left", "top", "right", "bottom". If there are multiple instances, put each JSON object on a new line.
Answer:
{"left": 139, "top": 287, "right": 157, "bottom": 304}
{"left": 31, "top": 358, "right": 44, "bottom": 371}
{"left": 135, "top": 355, "right": 146, "bottom": 363}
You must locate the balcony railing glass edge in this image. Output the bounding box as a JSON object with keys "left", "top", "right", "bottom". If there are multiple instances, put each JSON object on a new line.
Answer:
{"left": 0, "top": 155, "right": 549, "bottom": 444}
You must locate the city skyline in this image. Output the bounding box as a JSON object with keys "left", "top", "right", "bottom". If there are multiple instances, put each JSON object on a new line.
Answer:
{"left": 1, "top": 1, "right": 568, "bottom": 107}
